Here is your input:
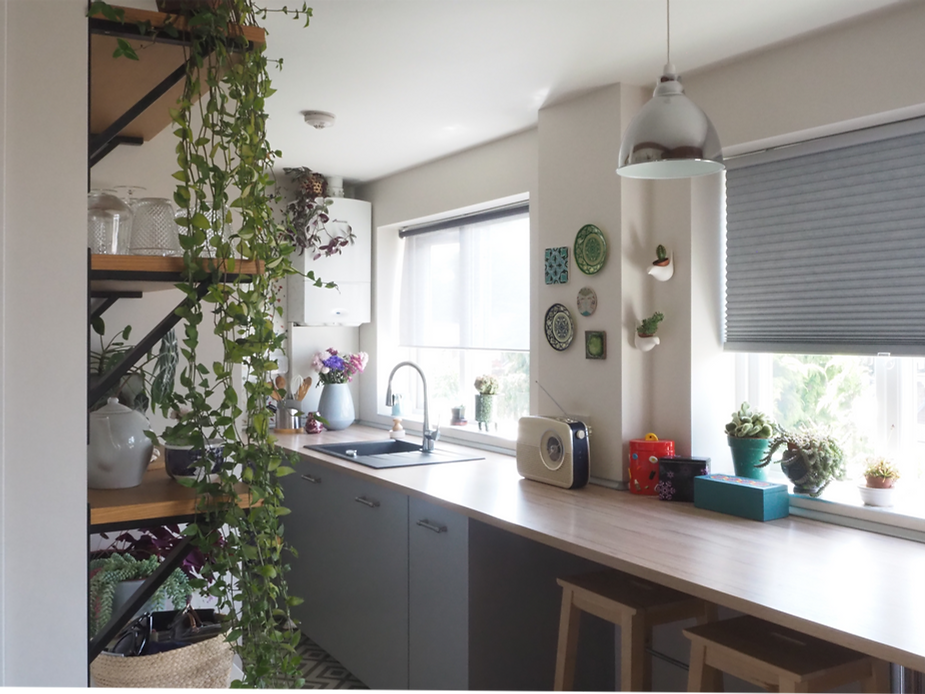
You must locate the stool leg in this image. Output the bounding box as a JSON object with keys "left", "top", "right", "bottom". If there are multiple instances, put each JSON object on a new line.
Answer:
{"left": 861, "top": 659, "right": 890, "bottom": 694}
{"left": 554, "top": 587, "right": 580, "bottom": 690}
{"left": 620, "top": 612, "right": 646, "bottom": 692}
{"left": 687, "top": 641, "right": 712, "bottom": 694}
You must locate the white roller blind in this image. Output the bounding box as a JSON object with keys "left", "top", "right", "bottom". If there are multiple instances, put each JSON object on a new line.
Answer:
{"left": 725, "top": 118, "right": 925, "bottom": 355}
{"left": 399, "top": 205, "right": 529, "bottom": 351}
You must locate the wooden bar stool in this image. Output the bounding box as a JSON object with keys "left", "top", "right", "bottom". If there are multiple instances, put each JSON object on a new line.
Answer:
{"left": 683, "top": 615, "right": 890, "bottom": 693}
{"left": 554, "top": 569, "right": 716, "bottom": 691}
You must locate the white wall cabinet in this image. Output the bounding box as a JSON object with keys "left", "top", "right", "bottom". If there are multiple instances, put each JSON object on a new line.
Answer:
{"left": 287, "top": 198, "right": 372, "bottom": 326}
{"left": 283, "top": 458, "right": 617, "bottom": 690}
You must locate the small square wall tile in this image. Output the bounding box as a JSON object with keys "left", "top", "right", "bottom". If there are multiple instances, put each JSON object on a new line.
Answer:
{"left": 545, "top": 246, "right": 569, "bottom": 284}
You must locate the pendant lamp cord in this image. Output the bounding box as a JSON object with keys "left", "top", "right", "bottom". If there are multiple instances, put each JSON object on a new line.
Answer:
{"left": 666, "top": 0, "right": 671, "bottom": 65}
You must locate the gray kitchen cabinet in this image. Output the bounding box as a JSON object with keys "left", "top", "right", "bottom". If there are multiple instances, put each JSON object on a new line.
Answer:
{"left": 281, "top": 460, "right": 345, "bottom": 654}
{"left": 285, "top": 458, "right": 615, "bottom": 690}
{"left": 282, "top": 461, "right": 409, "bottom": 689}
{"left": 409, "top": 496, "right": 469, "bottom": 689}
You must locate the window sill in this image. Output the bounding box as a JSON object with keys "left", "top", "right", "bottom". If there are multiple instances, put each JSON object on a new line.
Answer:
{"left": 788, "top": 479, "right": 925, "bottom": 543}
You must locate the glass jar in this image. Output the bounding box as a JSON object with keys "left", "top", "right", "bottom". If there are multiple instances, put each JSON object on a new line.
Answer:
{"left": 130, "top": 197, "right": 182, "bottom": 256}
{"left": 88, "top": 189, "right": 133, "bottom": 255}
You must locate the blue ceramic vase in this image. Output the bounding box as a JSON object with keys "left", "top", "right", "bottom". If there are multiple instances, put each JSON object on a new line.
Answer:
{"left": 318, "top": 383, "right": 355, "bottom": 430}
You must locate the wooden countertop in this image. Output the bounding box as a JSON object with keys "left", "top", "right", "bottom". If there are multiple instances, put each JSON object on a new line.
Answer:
{"left": 278, "top": 425, "right": 925, "bottom": 674}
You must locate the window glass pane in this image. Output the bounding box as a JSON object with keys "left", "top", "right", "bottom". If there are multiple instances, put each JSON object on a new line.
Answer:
{"left": 399, "top": 213, "right": 529, "bottom": 351}
{"left": 392, "top": 205, "right": 530, "bottom": 439}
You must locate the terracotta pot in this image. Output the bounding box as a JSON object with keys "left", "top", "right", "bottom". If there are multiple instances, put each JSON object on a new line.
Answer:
{"left": 865, "top": 475, "right": 895, "bottom": 489}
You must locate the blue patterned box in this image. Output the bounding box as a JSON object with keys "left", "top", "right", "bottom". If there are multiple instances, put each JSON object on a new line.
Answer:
{"left": 694, "top": 474, "right": 790, "bottom": 521}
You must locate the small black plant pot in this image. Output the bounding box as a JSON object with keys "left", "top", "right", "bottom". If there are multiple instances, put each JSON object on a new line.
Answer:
{"left": 781, "top": 456, "right": 823, "bottom": 496}
{"left": 165, "top": 441, "right": 224, "bottom": 481}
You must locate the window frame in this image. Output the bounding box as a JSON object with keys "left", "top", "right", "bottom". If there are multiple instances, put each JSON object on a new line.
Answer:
{"left": 372, "top": 193, "right": 531, "bottom": 452}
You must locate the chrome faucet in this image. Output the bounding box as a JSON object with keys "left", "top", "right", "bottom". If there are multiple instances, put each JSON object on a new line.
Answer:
{"left": 385, "top": 361, "right": 440, "bottom": 452}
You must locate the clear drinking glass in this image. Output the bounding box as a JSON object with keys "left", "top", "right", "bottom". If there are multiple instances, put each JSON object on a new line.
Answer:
{"left": 88, "top": 189, "right": 133, "bottom": 255}
{"left": 130, "top": 198, "right": 182, "bottom": 256}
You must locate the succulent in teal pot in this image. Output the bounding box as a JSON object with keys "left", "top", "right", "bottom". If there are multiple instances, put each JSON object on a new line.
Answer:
{"left": 725, "top": 402, "right": 774, "bottom": 480}
{"left": 757, "top": 427, "right": 846, "bottom": 497}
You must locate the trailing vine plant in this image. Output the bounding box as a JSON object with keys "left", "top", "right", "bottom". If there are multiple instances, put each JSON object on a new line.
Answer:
{"left": 89, "top": 0, "right": 323, "bottom": 686}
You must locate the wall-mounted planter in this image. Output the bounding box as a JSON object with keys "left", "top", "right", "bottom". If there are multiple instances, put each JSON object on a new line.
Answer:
{"left": 648, "top": 252, "right": 674, "bottom": 281}
{"left": 635, "top": 334, "right": 660, "bottom": 351}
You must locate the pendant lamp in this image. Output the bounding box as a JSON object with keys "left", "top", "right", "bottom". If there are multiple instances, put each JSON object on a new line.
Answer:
{"left": 617, "top": 0, "right": 723, "bottom": 179}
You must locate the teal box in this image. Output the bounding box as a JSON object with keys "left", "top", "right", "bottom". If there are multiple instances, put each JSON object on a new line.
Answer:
{"left": 694, "top": 474, "right": 789, "bottom": 521}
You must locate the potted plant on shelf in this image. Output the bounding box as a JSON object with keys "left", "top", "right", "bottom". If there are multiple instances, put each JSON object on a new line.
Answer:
{"left": 89, "top": 552, "right": 193, "bottom": 638}
{"left": 281, "top": 166, "right": 356, "bottom": 259}
{"left": 474, "top": 375, "right": 500, "bottom": 431}
{"left": 725, "top": 402, "right": 775, "bottom": 480}
{"left": 859, "top": 456, "right": 901, "bottom": 507}
{"left": 635, "top": 311, "right": 664, "bottom": 351}
{"left": 757, "top": 427, "right": 846, "bottom": 497}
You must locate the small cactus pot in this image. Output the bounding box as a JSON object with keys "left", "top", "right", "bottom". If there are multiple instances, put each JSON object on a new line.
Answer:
{"left": 475, "top": 394, "right": 495, "bottom": 431}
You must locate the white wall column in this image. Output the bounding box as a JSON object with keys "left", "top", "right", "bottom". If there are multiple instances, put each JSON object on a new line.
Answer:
{"left": 0, "top": 0, "right": 88, "bottom": 684}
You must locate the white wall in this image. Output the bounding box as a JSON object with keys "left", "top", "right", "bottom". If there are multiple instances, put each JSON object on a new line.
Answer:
{"left": 537, "top": 84, "right": 628, "bottom": 484}
{"left": 0, "top": 0, "right": 88, "bottom": 685}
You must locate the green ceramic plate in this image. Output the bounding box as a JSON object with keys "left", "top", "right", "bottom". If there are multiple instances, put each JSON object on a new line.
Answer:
{"left": 574, "top": 224, "right": 607, "bottom": 275}
{"left": 545, "top": 303, "right": 574, "bottom": 351}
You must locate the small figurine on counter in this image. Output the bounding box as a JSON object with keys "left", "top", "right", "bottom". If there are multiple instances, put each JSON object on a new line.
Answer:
{"left": 304, "top": 411, "right": 326, "bottom": 434}
{"left": 389, "top": 393, "right": 406, "bottom": 439}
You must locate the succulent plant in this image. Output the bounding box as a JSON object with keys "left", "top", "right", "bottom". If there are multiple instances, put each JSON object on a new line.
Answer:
{"left": 637, "top": 311, "right": 664, "bottom": 337}
{"left": 757, "top": 426, "right": 846, "bottom": 497}
{"left": 725, "top": 402, "right": 774, "bottom": 439}
{"left": 863, "top": 457, "right": 900, "bottom": 481}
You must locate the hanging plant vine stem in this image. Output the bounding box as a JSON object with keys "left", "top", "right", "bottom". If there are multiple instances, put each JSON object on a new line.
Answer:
{"left": 90, "top": 0, "right": 322, "bottom": 686}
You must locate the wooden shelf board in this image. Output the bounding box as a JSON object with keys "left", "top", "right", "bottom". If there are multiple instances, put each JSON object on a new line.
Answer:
{"left": 90, "top": 6, "right": 265, "bottom": 143}
{"left": 91, "top": 254, "right": 262, "bottom": 275}
{"left": 88, "top": 465, "right": 252, "bottom": 529}
{"left": 90, "top": 254, "right": 263, "bottom": 293}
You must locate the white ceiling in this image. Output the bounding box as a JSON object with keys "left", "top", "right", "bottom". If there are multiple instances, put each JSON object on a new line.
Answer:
{"left": 254, "top": 0, "right": 910, "bottom": 184}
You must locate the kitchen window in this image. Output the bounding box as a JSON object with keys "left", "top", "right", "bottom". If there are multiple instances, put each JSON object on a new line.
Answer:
{"left": 387, "top": 200, "right": 530, "bottom": 441}
{"left": 725, "top": 116, "right": 925, "bottom": 537}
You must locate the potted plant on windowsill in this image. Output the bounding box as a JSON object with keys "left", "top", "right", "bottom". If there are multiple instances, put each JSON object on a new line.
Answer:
{"left": 635, "top": 311, "right": 664, "bottom": 351}
{"left": 757, "top": 427, "right": 846, "bottom": 497}
{"left": 859, "top": 457, "right": 900, "bottom": 507}
{"left": 474, "top": 375, "right": 500, "bottom": 432}
{"left": 725, "top": 402, "right": 774, "bottom": 480}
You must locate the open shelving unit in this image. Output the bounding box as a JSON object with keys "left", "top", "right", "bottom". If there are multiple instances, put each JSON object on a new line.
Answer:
{"left": 86, "top": 6, "right": 265, "bottom": 666}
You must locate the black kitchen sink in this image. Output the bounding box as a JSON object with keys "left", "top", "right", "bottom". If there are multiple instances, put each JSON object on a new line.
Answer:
{"left": 305, "top": 439, "right": 484, "bottom": 469}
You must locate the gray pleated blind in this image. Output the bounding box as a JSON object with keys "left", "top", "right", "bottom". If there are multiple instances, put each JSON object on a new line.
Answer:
{"left": 725, "top": 118, "right": 925, "bottom": 355}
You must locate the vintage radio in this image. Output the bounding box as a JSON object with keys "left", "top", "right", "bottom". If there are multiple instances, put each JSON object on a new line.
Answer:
{"left": 516, "top": 415, "right": 590, "bottom": 489}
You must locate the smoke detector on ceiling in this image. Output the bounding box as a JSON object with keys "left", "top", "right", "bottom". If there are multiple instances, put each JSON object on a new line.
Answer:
{"left": 302, "top": 110, "right": 336, "bottom": 129}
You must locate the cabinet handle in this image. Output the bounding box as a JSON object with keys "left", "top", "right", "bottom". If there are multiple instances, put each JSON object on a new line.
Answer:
{"left": 300, "top": 474, "right": 321, "bottom": 484}
{"left": 416, "top": 519, "right": 447, "bottom": 534}
{"left": 354, "top": 496, "right": 380, "bottom": 509}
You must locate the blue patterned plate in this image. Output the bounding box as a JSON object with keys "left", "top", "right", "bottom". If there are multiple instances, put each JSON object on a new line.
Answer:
{"left": 545, "top": 303, "right": 574, "bottom": 351}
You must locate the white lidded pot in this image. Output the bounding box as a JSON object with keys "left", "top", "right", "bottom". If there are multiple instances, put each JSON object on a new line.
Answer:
{"left": 88, "top": 398, "right": 154, "bottom": 489}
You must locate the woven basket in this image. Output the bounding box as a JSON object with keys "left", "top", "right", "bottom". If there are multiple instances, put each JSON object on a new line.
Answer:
{"left": 90, "top": 635, "right": 233, "bottom": 688}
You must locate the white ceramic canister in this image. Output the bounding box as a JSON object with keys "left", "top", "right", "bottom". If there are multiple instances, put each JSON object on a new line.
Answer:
{"left": 88, "top": 398, "right": 154, "bottom": 489}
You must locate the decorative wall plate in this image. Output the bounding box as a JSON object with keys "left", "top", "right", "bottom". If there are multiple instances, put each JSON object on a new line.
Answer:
{"left": 585, "top": 331, "right": 606, "bottom": 359}
{"left": 544, "top": 303, "right": 574, "bottom": 351}
{"left": 574, "top": 224, "right": 607, "bottom": 275}
{"left": 545, "top": 246, "right": 569, "bottom": 284}
{"left": 577, "top": 287, "right": 597, "bottom": 317}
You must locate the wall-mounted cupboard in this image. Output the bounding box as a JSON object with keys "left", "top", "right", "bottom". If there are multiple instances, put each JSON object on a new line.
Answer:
{"left": 287, "top": 198, "right": 372, "bottom": 326}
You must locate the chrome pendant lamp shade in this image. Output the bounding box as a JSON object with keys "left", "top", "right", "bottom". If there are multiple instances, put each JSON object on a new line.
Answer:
{"left": 616, "top": 3, "right": 723, "bottom": 179}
